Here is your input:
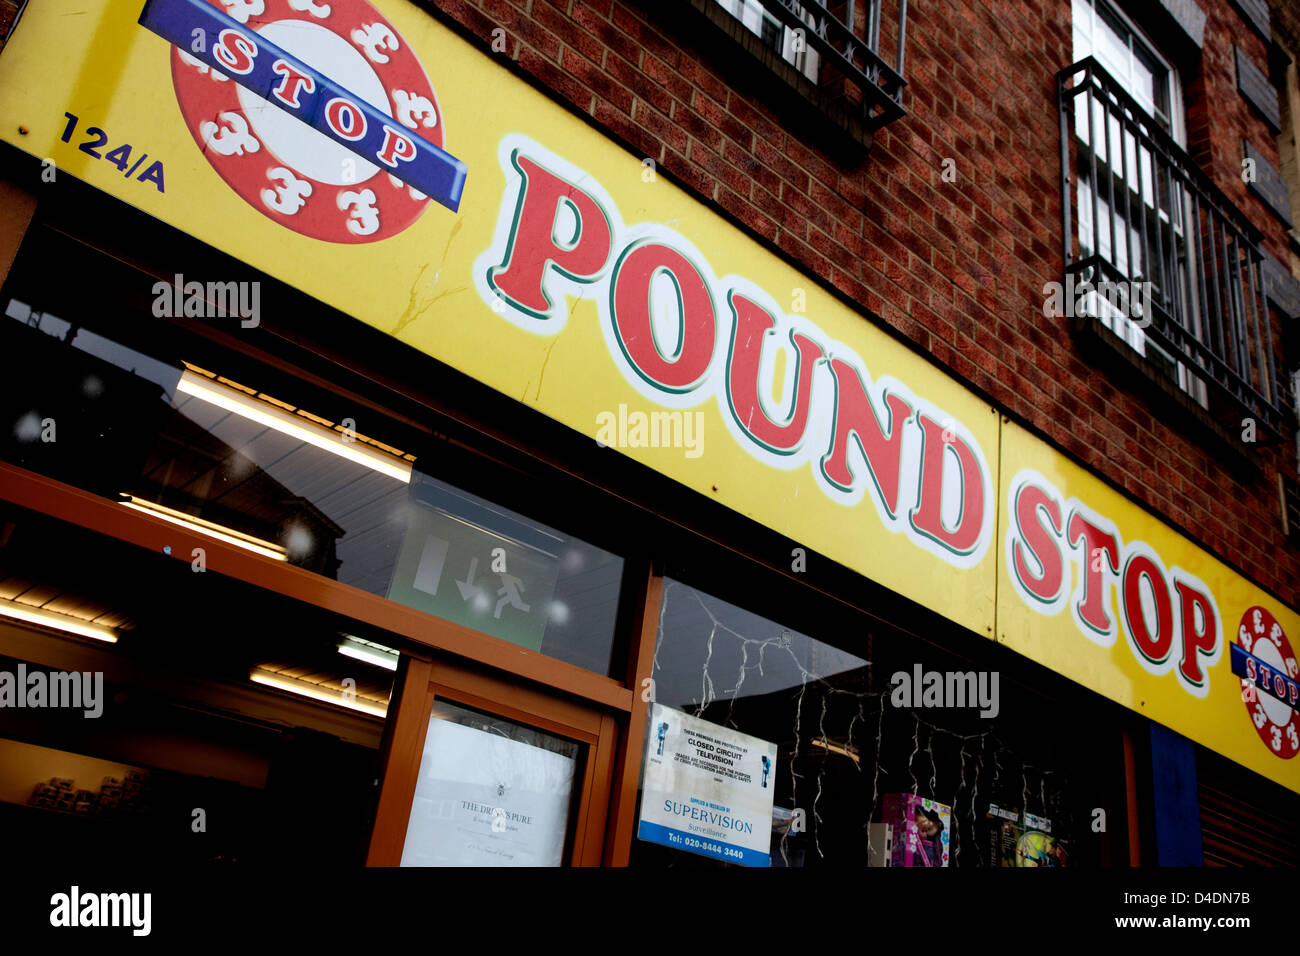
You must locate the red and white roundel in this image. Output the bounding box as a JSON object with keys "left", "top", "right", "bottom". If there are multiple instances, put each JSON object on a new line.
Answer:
{"left": 172, "top": 0, "right": 442, "bottom": 243}
{"left": 1238, "top": 606, "right": 1300, "bottom": 759}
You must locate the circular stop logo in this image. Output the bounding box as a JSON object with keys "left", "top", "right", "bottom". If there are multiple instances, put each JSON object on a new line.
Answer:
{"left": 168, "top": 0, "right": 448, "bottom": 243}
{"left": 1238, "top": 606, "right": 1300, "bottom": 759}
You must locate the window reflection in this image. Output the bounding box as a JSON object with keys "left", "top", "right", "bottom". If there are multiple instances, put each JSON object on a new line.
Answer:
{"left": 388, "top": 471, "right": 624, "bottom": 671}
{"left": 637, "top": 579, "right": 1086, "bottom": 868}
{"left": 1, "top": 285, "right": 622, "bottom": 677}
{"left": 642, "top": 578, "right": 871, "bottom": 867}
{"left": 652, "top": 578, "right": 867, "bottom": 716}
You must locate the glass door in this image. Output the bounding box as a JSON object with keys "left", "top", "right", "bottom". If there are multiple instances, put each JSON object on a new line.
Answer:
{"left": 367, "top": 656, "right": 616, "bottom": 866}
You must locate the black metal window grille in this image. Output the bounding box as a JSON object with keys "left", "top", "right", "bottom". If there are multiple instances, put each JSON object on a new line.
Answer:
{"left": 715, "top": 0, "right": 821, "bottom": 81}
{"left": 1059, "top": 56, "right": 1287, "bottom": 438}
{"left": 1072, "top": 0, "right": 1175, "bottom": 133}
{"left": 707, "top": 0, "right": 907, "bottom": 131}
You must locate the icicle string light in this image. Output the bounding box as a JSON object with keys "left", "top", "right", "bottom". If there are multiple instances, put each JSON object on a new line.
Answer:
{"left": 956, "top": 737, "right": 970, "bottom": 867}
{"left": 814, "top": 692, "right": 829, "bottom": 858}
{"left": 868, "top": 694, "right": 884, "bottom": 864}
{"left": 928, "top": 724, "right": 938, "bottom": 799}
{"left": 908, "top": 714, "right": 920, "bottom": 796}
{"left": 656, "top": 582, "right": 1069, "bottom": 867}
{"left": 973, "top": 735, "right": 985, "bottom": 865}
{"left": 652, "top": 579, "right": 671, "bottom": 675}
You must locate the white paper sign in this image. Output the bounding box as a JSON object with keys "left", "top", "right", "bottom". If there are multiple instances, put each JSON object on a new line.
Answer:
{"left": 637, "top": 703, "right": 778, "bottom": 866}
{"left": 401, "top": 718, "right": 575, "bottom": 866}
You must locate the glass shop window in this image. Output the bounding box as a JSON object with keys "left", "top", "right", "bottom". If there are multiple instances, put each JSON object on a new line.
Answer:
{"left": 630, "top": 578, "right": 1087, "bottom": 867}
{"left": 630, "top": 577, "right": 874, "bottom": 868}
{"left": 0, "top": 507, "right": 389, "bottom": 866}
{"left": 0, "top": 234, "right": 623, "bottom": 678}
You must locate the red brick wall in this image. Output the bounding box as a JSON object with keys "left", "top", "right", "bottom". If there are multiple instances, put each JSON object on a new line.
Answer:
{"left": 0, "top": 0, "right": 20, "bottom": 54}
{"left": 1267, "top": 0, "right": 1300, "bottom": 275}
{"left": 1188, "top": 4, "right": 1283, "bottom": 252}
{"left": 0, "top": 0, "right": 1285, "bottom": 592}
{"left": 439, "top": 0, "right": 1299, "bottom": 597}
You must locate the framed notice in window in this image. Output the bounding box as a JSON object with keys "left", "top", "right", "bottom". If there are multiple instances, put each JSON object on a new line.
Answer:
{"left": 637, "top": 704, "right": 778, "bottom": 867}
{"left": 400, "top": 700, "right": 580, "bottom": 867}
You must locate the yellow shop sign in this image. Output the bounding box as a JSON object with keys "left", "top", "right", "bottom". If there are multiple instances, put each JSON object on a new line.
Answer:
{"left": 999, "top": 421, "right": 1300, "bottom": 791}
{"left": 0, "top": 0, "right": 1000, "bottom": 634}
{"left": 1, "top": 0, "right": 1297, "bottom": 791}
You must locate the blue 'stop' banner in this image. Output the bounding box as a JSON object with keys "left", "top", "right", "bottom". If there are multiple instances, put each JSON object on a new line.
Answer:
{"left": 139, "top": 0, "right": 467, "bottom": 211}
{"left": 1231, "top": 641, "right": 1300, "bottom": 710}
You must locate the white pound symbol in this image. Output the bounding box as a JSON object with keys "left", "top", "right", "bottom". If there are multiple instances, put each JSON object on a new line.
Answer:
{"left": 393, "top": 90, "right": 437, "bottom": 129}
{"left": 338, "top": 188, "right": 379, "bottom": 235}
{"left": 219, "top": 0, "right": 264, "bottom": 24}
{"left": 287, "top": 0, "right": 331, "bottom": 18}
{"left": 263, "top": 167, "right": 312, "bottom": 215}
{"left": 200, "top": 111, "right": 260, "bottom": 156}
{"left": 179, "top": 50, "right": 229, "bottom": 81}
{"left": 352, "top": 22, "right": 399, "bottom": 64}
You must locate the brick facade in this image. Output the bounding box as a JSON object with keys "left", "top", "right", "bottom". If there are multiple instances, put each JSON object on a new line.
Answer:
{"left": 1235, "top": 44, "right": 1281, "bottom": 132}
{"left": 0, "top": 0, "right": 20, "bottom": 54}
{"left": 1272, "top": 0, "right": 1300, "bottom": 259}
{"left": 417, "top": 0, "right": 1300, "bottom": 602}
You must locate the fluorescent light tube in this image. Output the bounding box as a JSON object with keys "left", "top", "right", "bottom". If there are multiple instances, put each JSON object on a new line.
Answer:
{"left": 250, "top": 667, "right": 388, "bottom": 717}
{"left": 119, "top": 495, "right": 288, "bottom": 561}
{"left": 337, "top": 636, "right": 400, "bottom": 671}
{"left": 0, "top": 597, "right": 118, "bottom": 643}
{"left": 176, "top": 370, "right": 412, "bottom": 483}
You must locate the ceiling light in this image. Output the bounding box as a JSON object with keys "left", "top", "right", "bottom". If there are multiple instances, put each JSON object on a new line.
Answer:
{"left": 119, "top": 495, "right": 288, "bottom": 561}
{"left": 337, "top": 635, "right": 400, "bottom": 671}
{"left": 0, "top": 597, "right": 118, "bottom": 643}
{"left": 249, "top": 667, "right": 388, "bottom": 717}
{"left": 176, "top": 370, "right": 412, "bottom": 483}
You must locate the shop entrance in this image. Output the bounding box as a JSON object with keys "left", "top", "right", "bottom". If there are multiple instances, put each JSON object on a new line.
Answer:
{"left": 0, "top": 210, "right": 642, "bottom": 867}
{"left": 366, "top": 654, "right": 617, "bottom": 866}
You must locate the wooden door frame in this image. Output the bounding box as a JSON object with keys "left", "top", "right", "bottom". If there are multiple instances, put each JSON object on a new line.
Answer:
{"left": 0, "top": 174, "right": 667, "bottom": 863}
{"left": 0, "top": 456, "right": 663, "bottom": 869}
{"left": 0, "top": 462, "right": 633, "bottom": 712}
{"left": 604, "top": 569, "right": 661, "bottom": 864}
{"left": 366, "top": 651, "right": 618, "bottom": 867}
{"left": 0, "top": 175, "right": 36, "bottom": 286}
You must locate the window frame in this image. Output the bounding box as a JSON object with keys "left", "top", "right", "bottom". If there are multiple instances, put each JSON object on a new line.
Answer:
{"left": 1072, "top": 0, "right": 1185, "bottom": 147}
{"left": 714, "top": 0, "right": 821, "bottom": 82}
{"left": 1071, "top": 0, "right": 1214, "bottom": 408}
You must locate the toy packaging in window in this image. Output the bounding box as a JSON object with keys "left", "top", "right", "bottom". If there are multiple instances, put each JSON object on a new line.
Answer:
{"left": 866, "top": 823, "right": 895, "bottom": 867}
{"left": 985, "top": 804, "right": 1068, "bottom": 867}
{"left": 882, "top": 794, "right": 950, "bottom": 867}
{"left": 982, "top": 803, "right": 1018, "bottom": 867}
